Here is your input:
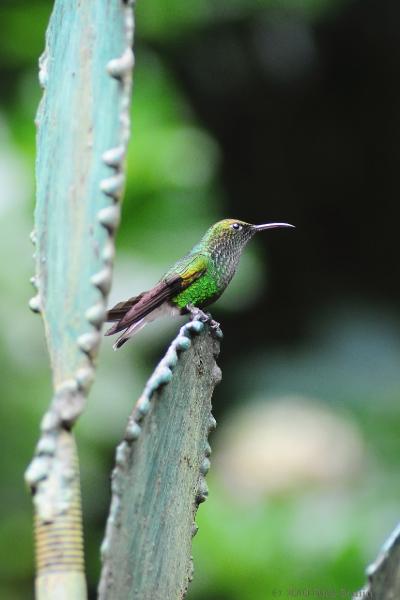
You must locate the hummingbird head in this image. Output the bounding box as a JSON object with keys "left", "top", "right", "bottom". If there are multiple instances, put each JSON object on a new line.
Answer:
{"left": 204, "top": 218, "right": 294, "bottom": 256}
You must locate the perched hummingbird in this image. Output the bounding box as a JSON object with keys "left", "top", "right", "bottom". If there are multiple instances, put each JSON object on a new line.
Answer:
{"left": 105, "top": 219, "right": 294, "bottom": 349}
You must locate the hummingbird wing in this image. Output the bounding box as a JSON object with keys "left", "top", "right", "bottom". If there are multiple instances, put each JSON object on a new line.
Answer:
{"left": 105, "top": 254, "right": 208, "bottom": 337}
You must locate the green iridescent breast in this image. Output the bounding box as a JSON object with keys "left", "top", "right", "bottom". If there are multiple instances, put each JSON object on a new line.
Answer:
{"left": 172, "top": 271, "right": 220, "bottom": 309}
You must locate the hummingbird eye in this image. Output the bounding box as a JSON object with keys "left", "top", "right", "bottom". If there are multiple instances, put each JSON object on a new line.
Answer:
{"left": 231, "top": 223, "right": 242, "bottom": 231}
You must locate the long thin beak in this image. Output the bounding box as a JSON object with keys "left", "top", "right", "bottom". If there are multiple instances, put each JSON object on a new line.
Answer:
{"left": 253, "top": 222, "right": 295, "bottom": 231}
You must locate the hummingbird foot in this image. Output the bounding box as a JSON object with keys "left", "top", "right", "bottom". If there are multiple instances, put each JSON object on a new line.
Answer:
{"left": 186, "top": 303, "right": 221, "bottom": 332}
{"left": 209, "top": 318, "right": 221, "bottom": 331}
{"left": 186, "top": 303, "right": 209, "bottom": 323}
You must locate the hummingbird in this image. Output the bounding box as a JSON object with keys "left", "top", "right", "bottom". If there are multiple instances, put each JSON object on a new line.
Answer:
{"left": 105, "top": 218, "right": 294, "bottom": 349}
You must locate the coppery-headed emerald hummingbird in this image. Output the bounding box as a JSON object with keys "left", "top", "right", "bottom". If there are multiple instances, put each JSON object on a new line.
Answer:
{"left": 105, "top": 218, "right": 294, "bottom": 349}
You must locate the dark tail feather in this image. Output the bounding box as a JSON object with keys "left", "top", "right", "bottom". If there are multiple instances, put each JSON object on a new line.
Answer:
{"left": 113, "top": 333, "right": 130, "bottom": 349}
{"left": 105, "top": 322, "right": 124, "bottom": 336}
{"left": 111, "top": 318, "right": 147, "bottom": 349}
{"left": 105, "top": 277, "right": 179, "bottom": 339}
{"left": 106, "top": 293, "right": 144, "bottom": 323}
{"left": 105, "top": 294, "right": 146, "bottom": 336}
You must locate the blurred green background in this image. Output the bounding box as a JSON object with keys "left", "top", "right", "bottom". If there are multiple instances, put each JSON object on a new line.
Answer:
{"left": 1, "top": 0, "right": 400, "bottom": 598}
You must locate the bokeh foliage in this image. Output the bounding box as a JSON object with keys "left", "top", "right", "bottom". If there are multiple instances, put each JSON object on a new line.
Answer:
{"left": 1, "top": 0, "right": 400, "bottom": 598}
